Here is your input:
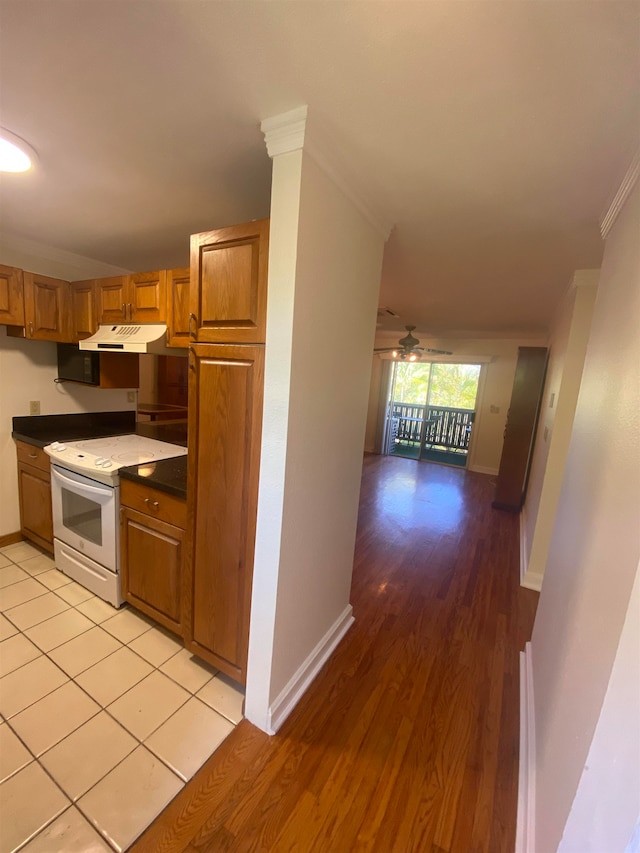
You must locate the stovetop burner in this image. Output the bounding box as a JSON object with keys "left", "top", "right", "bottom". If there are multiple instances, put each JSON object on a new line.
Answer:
{"left": 45, "top": 433, "right": 187, "bottom": 484}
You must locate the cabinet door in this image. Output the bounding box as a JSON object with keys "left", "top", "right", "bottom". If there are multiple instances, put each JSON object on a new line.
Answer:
{"left": 95, "top": 276, "right": 127, "bottom": 324}
{"left": 70, "top": 280, "right": 96, "bottom": 341}
{"left": 17, "top": 462, "right": 53, "bottom": 553}
{"left": 190, "top": 219, "right": 269, "bottom": 344}
{"left": 184, "top": 343, "right": 265, "bottom": 683}
{"left": 493, "top": 347, "right": 548, "bottom": 511}
{"left": 120, "top": 505, "right": 183, "bottom": 636}
{"left": 23, "top": 272, "right": 71, "bottom": 341}
{"left": 0, "top": 265, "right": 25, "bottom": 326}
{"left": 129, "top": 270, "right": 167, "bottom": 323}
{"left": 166, "top": 267, "right": 190, "bottom": 348}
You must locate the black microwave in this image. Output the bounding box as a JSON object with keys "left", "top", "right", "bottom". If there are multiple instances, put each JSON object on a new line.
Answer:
{"left": 57, "top": 344, "right": 101, "bottom": 386}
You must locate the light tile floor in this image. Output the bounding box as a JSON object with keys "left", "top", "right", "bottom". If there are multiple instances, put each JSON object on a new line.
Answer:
{"left": 0, "top": 541, "right": 245, "bottom": 853}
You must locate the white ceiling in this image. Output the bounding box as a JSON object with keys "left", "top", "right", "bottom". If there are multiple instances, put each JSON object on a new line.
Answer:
{"left": 0, "top": 1, "right": 638, "bottom": 338}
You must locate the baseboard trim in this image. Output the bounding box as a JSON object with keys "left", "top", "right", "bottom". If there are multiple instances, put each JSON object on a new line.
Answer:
{"left": 0, "top": 531, "right": 23, "bottom": 548}
{"left": 519, "top": 510, "right": 528, "bottom": 585}
{"left": 266, "top": 604, "right": 355, "bottom": 735}
{"left": 469, "top": 464, "right": 499, "bottom": 476}
{"left": 521, "top": 571, "right": 543, "bottom": 592}
{"left": 516, "top": 643, "right": 536, "bottom": 853}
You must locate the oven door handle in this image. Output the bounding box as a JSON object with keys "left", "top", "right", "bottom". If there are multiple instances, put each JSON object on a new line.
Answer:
{"left": 52, "top": 466, "right": 113, "bottom": 497}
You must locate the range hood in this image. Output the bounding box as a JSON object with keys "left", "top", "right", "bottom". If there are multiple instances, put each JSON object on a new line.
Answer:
{"left": 79, "top": 324, "right": 184, "bottom": 356}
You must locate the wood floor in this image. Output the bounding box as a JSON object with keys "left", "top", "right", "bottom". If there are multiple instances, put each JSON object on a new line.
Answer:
{"left": 132, "top": 455, "right": 539, "bottom": 853}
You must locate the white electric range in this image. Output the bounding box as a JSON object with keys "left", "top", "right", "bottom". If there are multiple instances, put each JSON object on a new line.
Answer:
{"left": 45, "top": 434, "right": 187, "bottom": 607}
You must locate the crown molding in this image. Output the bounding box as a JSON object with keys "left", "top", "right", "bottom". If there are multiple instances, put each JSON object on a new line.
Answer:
{"left": 261, "top": 106, "right": 392, "bottom": 240}
{"left": 600, "top": 148, "right": 640, "bottom": 239}
{"left": 261, "top": 106, "right": 308, "bottom": 158}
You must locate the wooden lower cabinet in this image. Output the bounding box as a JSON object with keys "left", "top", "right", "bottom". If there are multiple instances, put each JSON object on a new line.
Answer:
{"left": 15, "top": 442, "right": 53, "bottom": 554}
{"left": 183, "top": 343, "right": 265, "bottom": 684}
{"left": 120, "top": 480, "right": 186, "bottom": 636}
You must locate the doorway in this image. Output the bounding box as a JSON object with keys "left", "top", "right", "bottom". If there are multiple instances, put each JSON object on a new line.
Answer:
{"left": 383, "top": 361, "right": 481, "bottom": 467}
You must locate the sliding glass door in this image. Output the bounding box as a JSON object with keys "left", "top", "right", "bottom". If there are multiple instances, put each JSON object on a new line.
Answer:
{"left": 385, "top": 361, "right": 481, "bottom": 467}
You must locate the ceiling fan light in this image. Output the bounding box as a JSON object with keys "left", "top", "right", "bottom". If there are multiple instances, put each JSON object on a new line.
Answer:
{"left": 409, "top": 353, "right": 417, "bottom": 361}
{"left": 392, "top": 350, "right": 398, "bottom": 358}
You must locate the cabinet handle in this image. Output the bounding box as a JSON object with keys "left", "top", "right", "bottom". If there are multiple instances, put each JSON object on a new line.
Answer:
{"left": 128, "top": 303, "right": 132, "bottom": 321}
{"left": 28, "top": 453, "right": 38, "bottom": 459}
{"left": 29, "top": 321, "right": 34, "bottom": 336}
{"left": 122, "top": 303, "right": 126, "bottom": 320}
{"left": 188, "top": 312, "right": 197, "bottom": 340}
{"left": 144, "top": 498, "right": 159, "bottom": 509}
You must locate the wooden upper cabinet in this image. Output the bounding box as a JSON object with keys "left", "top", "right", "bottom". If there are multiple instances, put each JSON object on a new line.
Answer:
{"left": 69, "top": 280, "right": 97, "bottom": 341}
{"left": 190, "top": 219, "right": 269, "bottom": 344}
{"left": 96, "top": 276, "right": 128, "bottom": 324}
{"left": 23, "top": 272, "right": 71, "bottom": 342}
{"left": 129, "top": 270, "right": 166, "bottom": 323}
{"left": 166, "top": 267, "right": 190, "bottom": 348}
{"left": 95, "top": 272, "right": 167, "bottom": 324}
{"left": 0, "top": 265, "right": 25, "bottom": 326}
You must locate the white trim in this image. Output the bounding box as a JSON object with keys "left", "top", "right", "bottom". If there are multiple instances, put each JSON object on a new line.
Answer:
{"left": 469, "top": 464, "right": 498, "bottom": 476}
{"left": 266, "top": 605, "right": 354, "bottom": 735}
{"left": 521, "top": 571, "right": 543, "bottom": 593}
{"left": 261, "top": 106, "right": 392, "bottom": 240}
{"left": 261, "top": 106, "right": 308, "bottom": 157}
{"left": 520, "top": 510, "right": 544, "bottom": 590}
{"left": 600, "top": 149, "right": 640, "bottom": 239}
{"left": 516, "top": 643, "right": 536, "bottom": 853}
{"left": 519, "top": 509, "right": 529, "bottom": 585}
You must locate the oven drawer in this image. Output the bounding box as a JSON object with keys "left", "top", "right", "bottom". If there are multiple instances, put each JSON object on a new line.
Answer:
{"left": 16, "top": 441, "right": 51, "bottom": 473}
{"left": 120, "top": 479, "right": 187, "bottom": 529}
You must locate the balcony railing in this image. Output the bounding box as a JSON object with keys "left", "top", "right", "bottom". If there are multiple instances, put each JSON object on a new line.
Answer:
{"left": 389, "top": 403, "right": 475, "bottom": 452}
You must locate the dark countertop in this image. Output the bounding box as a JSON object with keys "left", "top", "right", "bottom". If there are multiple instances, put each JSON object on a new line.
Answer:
{"left": 119, "top": 455, "right": 188, "bottom": 499}
{"left": 12, "top": 412, "right": 188, "bottom": 449}
{"left": 12, "top": 411, "right": 136, "bottom": 447}
{"left": 13, "top": 411, "right": 189, "bottom": 499}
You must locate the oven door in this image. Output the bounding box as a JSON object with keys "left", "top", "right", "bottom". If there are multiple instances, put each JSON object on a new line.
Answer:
{"left": 50, "top": 464, "right": 119, "bottom": 572}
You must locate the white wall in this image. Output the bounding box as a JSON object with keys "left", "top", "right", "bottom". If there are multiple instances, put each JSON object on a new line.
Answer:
{"left": 0, "top": 241, "right": 136, "bottom": 538}
{"left": 529, "top": 179, "right": 640, "bottom": 851}
{"left": 364, "top": 335, "right": 547, "bottom": 474}
{"left": 558, "top": 562, "right": 640, "bottom": 852}
{"left": 521, "top": 271, "right": 598, "bottom": 590}
{"left": 247, "top": 135, "right": 385, "bottom": 732}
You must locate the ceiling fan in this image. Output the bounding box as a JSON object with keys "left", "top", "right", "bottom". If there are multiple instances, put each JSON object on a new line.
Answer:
{"left": 374, "top": 325, "right": 452, "bottom": 361}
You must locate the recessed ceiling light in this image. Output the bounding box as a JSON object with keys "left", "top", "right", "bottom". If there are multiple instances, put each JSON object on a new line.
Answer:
{"left": 0, "top": 128, "right": 37, "bottom": 172}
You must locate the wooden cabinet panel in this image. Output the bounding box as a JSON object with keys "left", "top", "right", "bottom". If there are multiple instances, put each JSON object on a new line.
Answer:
{"left": 129, "top": 270, "right": 166, "bottom": 323}
{"left": 96, "top": 276, "right": 127, "bottom": 324}
{"left": 16, "top": 442, "right": 50, "bottom": 473}
{"left": 96, "top": 272, "right": 167, "bottom": 324}
{"left": 0, "top": 265, "right": 25, "bottom": 326}
{"left": 16, "top": 442, "right": 53, "bottom": 554}
{"left": 190, "top": 219, "right": 269, "bottom": 344}
{"left": 70, "top": 280, "right": 96, "bottom": 341}
{"left": 120, "top": 505, "right": 183, "bottom": 636}
{"left": 166, "top": 267, "right": 190, "bottom": 348}
{"left": 493, "top": 347, "right": 548, "bottom": 512}
{"left": 121, "top": 479, "right": 187, "bottom": 528}
{"left": 184, "top": 343, "right": 264, "bottom": 683}
{"left": 23, "top": 272, "right": 70, "bottom": 341}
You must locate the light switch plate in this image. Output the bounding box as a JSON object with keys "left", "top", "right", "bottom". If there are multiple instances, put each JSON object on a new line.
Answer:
{"left": 29, "top": 401, "right": 40, "bottom": 415}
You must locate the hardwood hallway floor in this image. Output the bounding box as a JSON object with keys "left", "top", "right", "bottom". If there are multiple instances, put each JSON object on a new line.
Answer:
{"left": 133, "top": 455, "right": 539, "bottom": 853}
